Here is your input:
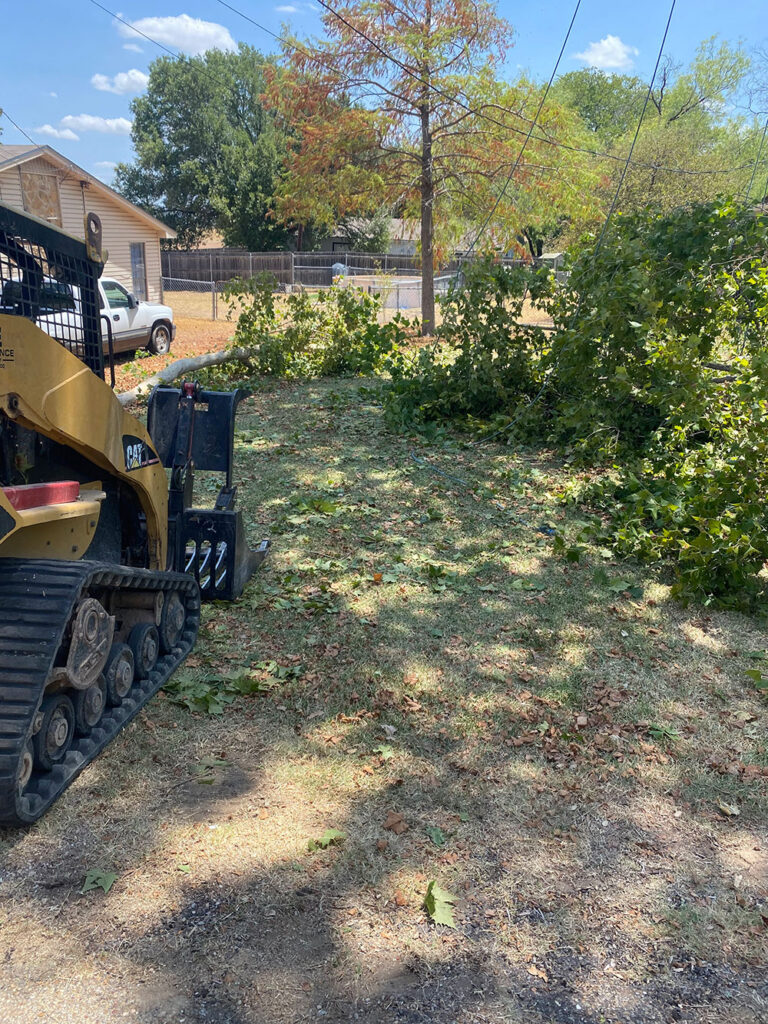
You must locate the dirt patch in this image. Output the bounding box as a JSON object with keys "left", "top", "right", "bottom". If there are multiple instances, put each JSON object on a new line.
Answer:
{"left": 113, "top": 316, "right": 235, "bottom": 392}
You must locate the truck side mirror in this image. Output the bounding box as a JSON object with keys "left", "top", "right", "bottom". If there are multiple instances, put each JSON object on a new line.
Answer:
{"left": 127, "top": 292, "right": 138, "bottom": 309}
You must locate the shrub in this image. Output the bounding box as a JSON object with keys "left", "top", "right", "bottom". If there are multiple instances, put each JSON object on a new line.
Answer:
{"left": 381, "top": 201, "right": 768, "bottom": 606}
{"left": 383, "top": 256, "right": 553, "bottom": 429}
{"left": 223, "top": 275, "right": 411, "bottom": 378}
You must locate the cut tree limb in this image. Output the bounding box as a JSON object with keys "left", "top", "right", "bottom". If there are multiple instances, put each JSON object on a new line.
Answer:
{"left": 117, "top": 346, "right": 254, "bottom": 405}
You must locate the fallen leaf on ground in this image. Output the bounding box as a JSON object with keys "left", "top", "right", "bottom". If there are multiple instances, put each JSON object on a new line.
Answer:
{"left": 307, "top": 828, "right": 346, "bottom": 852}
{"left": 81, "top": 869, "right": 118, "bottom": 895}
{"left": 423, "top": 880, "right": 456, "bottom": 928}
{"left": 383, "top": 811, "right": 408, "bottom": 834}
{"left": 426, "top": 826, "right": 447, "bottom": 847}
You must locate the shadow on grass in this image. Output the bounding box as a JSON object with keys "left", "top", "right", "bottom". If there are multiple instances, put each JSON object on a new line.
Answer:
{"left": 1, "top": 377, "right": 766, "bottom": 1024}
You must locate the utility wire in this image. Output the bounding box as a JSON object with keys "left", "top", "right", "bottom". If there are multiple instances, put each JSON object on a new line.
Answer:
{"left": 1, "top": 108, "right": 42, "bottom": 148}
{"left": 309, "top": 0, "right": 759, "bottom": 179}
{"left": 592, "top": 0, "right": 676, "bottom": 259}
{"left": 470, "top": 0, "right": 678, "bottom": 448}
{"left": 80, "top": 0, "right": 591, "bottom": 250}
{"left": 459, "top": 0, "right": 582, "bottom": 260}
{"left": 0, "top": 108, "right": 92, "bottom": 189}
{"left": 744, "top": 119, "right": 768, "bottom": 203}
{"left": 87, "top": 0, "right": 766, "bottom": 184}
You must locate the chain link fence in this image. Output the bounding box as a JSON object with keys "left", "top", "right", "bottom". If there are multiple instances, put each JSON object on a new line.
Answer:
{"left": 160, "top": 251, "right": 537, "bottom": 321}
{"left": 160, "top": 277, "right": 221, "bottom": 320}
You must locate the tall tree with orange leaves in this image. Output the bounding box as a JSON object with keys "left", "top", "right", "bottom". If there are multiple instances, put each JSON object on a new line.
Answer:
{"left": 268, "top": 0, "right": 595, "bottom": 334}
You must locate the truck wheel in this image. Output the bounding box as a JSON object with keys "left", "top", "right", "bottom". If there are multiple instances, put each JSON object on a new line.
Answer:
{"left": 148, "top": 322, "right": 171, "bottom": 355}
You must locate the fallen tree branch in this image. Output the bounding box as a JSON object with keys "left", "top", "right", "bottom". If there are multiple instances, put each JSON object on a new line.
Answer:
{"left": 117, "top": 346, "right": 254, "bottom": 405}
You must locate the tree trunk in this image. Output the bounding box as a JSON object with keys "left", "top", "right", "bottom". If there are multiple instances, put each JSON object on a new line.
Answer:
{"left": 420, "top": 103, "right": 435, "bottom": 336}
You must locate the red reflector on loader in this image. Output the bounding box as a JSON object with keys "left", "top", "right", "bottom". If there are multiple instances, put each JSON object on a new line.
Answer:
{"left": 3, "top": 481, "right": 80, "bottom": 511}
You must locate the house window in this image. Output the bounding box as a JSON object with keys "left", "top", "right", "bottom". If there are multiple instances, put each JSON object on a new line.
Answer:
{"left": 130, "top": 242, "right": 147, "bottom": 301}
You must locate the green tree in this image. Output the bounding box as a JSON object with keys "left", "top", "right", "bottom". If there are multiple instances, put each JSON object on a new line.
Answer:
{"left": 610, "top": 38, "right": 754, "bottom": 213}
{"left": 335, "top": 210, "right": 392, "bottom": 253}
{"left": 115, "top": 45, "right": 290, "bottom": 249}
{"left": 269, "top": 1, "right": 595, "bottom": 334}
{"left": 551, "top": 70, "right": 646, "bottom": 145}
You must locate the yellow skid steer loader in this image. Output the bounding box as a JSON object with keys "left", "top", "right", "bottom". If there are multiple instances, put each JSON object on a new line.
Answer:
{"left": 0, "top": 202, "right": 266, "bottom": 825}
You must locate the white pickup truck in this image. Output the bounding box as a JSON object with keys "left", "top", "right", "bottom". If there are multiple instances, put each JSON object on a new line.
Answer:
{"left": 97, "top": 278, "right": 175, "bottom": 355}
{"left": 0, "top": 277, "right": 175, "bottom": 356}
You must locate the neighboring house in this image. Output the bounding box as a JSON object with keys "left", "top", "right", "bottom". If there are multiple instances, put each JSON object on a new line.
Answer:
{"left": 189, "top": 230, "right": 229, "bottom": 250}
{"left": 319, "top": 217, "right": 420, "bottom": 256}
{"left": 0, "top": 145, "right": 175, "bottom": 302}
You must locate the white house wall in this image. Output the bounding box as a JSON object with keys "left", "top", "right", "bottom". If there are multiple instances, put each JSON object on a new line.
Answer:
{"left": 0, "top": 166, "right": 24, "bottom": 210}
{"left": 0, "top": 159, "right": 164, "bottom": 303}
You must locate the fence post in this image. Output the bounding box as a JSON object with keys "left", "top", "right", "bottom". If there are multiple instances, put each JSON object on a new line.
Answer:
{"left": 212, "top": 280, "right": 217, "bottom": 320}
{"left": 209, "top": 252, "right": 214, "bottom": 283}
{"left": 249, "top": 252, "right": 253, "bottom": 279}
{"left": 290, "top": 251, "right": 295, "bottom": 289}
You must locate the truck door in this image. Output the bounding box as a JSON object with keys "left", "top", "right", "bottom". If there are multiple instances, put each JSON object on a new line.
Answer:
{"left": 100, "top": 280, "right": 144, "bottom": 353}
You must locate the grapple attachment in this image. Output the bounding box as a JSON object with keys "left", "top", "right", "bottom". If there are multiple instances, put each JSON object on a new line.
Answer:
{"left": 147, "top": 383, "right": 268, "bottom": 600}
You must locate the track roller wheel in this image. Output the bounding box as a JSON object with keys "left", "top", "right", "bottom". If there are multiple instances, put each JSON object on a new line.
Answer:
{"left": 34, "top": 695, "right": 75, "bottom": 771}
{"left": 74, "top": 676, "right": 106, "bottom": 735}
{"left": 129, "top": 623, "right": 160, "bottom": 680}
{"left": 104, "top": 643, "right": 135, "bottom": 707}
{"left": 159, "top": 592, "right": 185, "bottom": 654}
{"left": 16, "top": 740, "right": 34, "bottom": 794}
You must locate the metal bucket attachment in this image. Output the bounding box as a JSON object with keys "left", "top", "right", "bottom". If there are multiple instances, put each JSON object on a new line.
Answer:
{"left": 147, "top": 383, "right": 269, "bottom": 600}
{"left": 180, "top": 510, "right": 268, "bottom": 601}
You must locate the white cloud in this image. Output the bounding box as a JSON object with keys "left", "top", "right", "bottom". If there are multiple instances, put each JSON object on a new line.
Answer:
{"left": 35, "top": 124, "right": 79, "bottom": 141}
{"left": 61, "top": 114, "right": 132, "bottom": 135}
{"left": 95, "top": 160, "right": 118, "bottom": 170}
{"left": 574, "top": 35, "right": 638, "bottom": 71}
{"left": 91, "top": 69, "right": 149, "bottom": 95}
{"left": 49, "top": 91, "right": 58, "bottom": 99}
{"left": 116, "top": 14, "right": 236, "bottom": 55}
{"left": 276, "top": 5, "right": 299, "bottom": 11}
{"left": 123, "top": 42, "right": 143, "bottom": 53}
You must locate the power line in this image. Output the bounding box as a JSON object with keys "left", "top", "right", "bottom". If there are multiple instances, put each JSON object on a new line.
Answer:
{"left": 309, "top": 0, "right": 760, "bottom": 179}
{"left": 86, "top": 0, "right": 276, "bottom": 95}
{"left": 593, "top": 0, "right": 676, "bottom": 258}
{"left": 83, "top": 0, "right": 593, "bottom": 243}
{"left": 460, "top": 0, "right": 582, "bottom": 259}
{"left": 744, "top": 119, "right": 768, "bottom": 202}
{"left": 0, "top": 108, "right": 89, "bottom": 189}
{"left": 1, "top": 108, "right": 42, "bottom": 148}
{"left": 87, "top": 0, "right": 766, "bottom": 184}
{"left": 470, "top": 0, "right": 679, "bottom": 448}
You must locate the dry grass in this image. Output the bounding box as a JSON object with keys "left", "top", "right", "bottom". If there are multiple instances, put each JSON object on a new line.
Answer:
{"left": 158, "top": 285, "right": 551, "bottom": 330}
{"left": 1, "top": 376, "right": 766, "bottom": 1024}
{"left": 113, "top": 316, "right": 234, "bottom": 392}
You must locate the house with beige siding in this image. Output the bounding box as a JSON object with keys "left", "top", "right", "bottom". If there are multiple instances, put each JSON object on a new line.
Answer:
{"left": 0, "top": 145, "right": 174, "bottom": 302}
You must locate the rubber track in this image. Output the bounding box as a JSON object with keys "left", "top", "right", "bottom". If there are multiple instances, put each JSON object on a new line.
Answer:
{"left": 0, "top": 559, "right": 200, "bottom": 826}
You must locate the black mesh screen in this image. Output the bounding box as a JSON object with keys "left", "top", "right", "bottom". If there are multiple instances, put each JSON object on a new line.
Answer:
{"left": 0, "top": 204, "right": 104, "bottom": 378}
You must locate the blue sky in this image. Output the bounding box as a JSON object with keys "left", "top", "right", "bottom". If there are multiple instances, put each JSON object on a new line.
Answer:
{"left": 1, "top": 1, "right": 765, "bottom": 183}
